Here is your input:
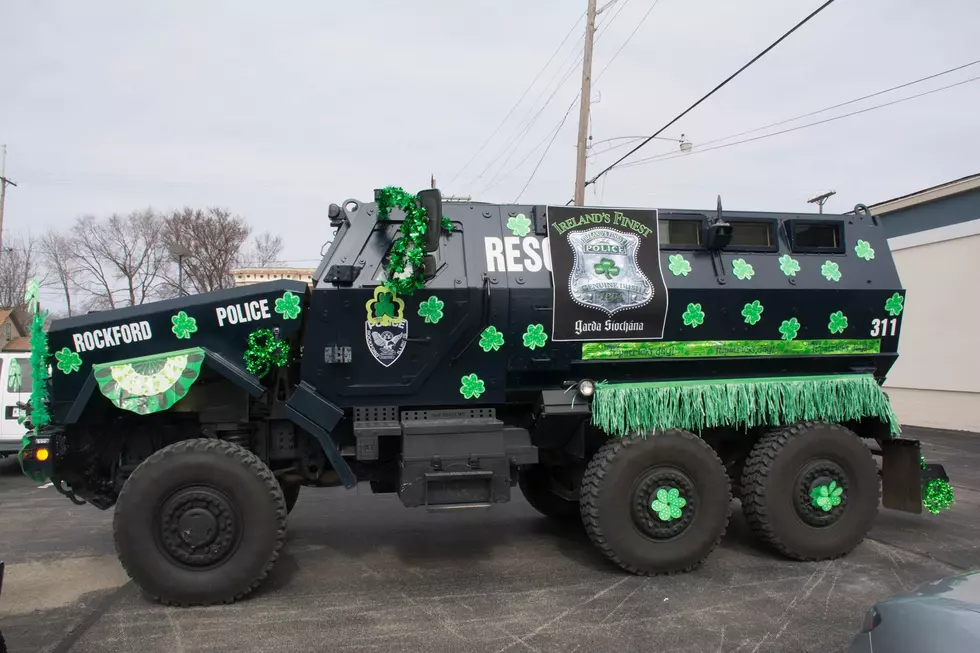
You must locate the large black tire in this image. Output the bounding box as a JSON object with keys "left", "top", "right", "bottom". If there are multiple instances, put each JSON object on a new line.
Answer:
{"left": 741, "top": 422, "right": 879, "bottom": 561}
{"left": 281, "top": 482, "right": 301, "bottom": 515}
{"left": 580, "top": 430, "right": 731, "bottom": 575}
{"left": 113, "top": 439, "right": 287, "bottom": 606}
{"left": 518, "top": 465, "right": 579, "bottom": 520}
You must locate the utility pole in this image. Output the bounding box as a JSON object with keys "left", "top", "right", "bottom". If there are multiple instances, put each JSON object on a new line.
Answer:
{"left": 807, "top": 190, "right": 836, "bottom": 214}
{"left": 0, "top": 145, "right": 18, "bottom": 254}
{"left": 431, "top": 173, "right": 437, "bottom": 190}
{"left": 573, "top": 0, "right": 598, "bottom": 206}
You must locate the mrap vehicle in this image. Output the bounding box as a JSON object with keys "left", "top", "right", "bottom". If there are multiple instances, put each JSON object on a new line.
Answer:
{"left": 20, "top": 187, "right": 946, "bottom": 606}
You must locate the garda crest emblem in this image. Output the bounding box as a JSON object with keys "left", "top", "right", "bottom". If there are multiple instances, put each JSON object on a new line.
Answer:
{"left": 566, "top": 228, "right": 653, "bottom": 316}
{"left": 365, "top": 286, "right": 408, "bottom": 367}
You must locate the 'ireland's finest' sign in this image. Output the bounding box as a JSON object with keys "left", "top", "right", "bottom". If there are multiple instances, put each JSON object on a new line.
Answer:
{"left": 548, "top": 206, "right": 668, "bottom": 342}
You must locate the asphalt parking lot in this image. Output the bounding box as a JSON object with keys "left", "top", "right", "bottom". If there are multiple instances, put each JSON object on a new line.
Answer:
{"left": 2, "top": 427, "right": 979, "bottom": 653}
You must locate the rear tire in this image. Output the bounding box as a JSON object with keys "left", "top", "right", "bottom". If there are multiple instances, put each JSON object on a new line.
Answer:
{"left": 113, "top": 438, "right": 287, "bottom": 606}
{"left": 518, "top": 465, "right": 579, "bottom": 520}
{"left": 741, "top": 422, "right": 879, "bottom": 561}
{"left": 281, "top": 482, "right": 301, "bottom": 514}
{"left": 580, "top": 430, "right": 731, "bottom": 575}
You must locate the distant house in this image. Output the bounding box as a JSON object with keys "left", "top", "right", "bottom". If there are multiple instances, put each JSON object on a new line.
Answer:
{"left": 232, "top": 267, "right": 315, "bottom": 288}
{"left": 865, "top": 173, "right": 980, "bottom": 432}
{"left": 0, "top": 308, "right": 29, "bottom": 352}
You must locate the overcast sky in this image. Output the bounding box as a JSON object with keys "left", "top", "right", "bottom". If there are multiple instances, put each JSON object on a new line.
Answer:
{"left": 3, "top": 0, "right": 979, "bottom": 278}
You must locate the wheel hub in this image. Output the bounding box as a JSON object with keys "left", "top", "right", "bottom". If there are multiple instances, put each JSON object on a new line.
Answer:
{"left": 158, "top": 487, "right": 240, "bottom": 567}
{"left": 631, "top": 468, "right": 698, "bottom": 540}
{"left": 794, "top": 461, "right": 849, "bottom": 527}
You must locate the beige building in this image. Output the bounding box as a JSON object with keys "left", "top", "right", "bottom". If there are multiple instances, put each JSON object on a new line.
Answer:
{"left": 868, "top": 174, "right": 980, "bottom": 432}
{"left": 231, "top": 267, "right": 315, "bottom": 288}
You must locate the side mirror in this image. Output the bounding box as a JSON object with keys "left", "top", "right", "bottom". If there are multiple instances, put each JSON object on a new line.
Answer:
{"left": 417, "top": 189, "right": 442, "bottom": 253}
{"left": 704, "top": 222, "right": 732, "bottom": 251}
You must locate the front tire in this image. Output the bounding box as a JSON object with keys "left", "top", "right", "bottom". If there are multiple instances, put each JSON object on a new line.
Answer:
{"left": 113, "top": 439, "right": 287, "bottom": 606}
{"left": 741, "top": 422, "right": 879, "bottom": 561}
{"left": 580, "top": 430, "right": 731, "bottom": 575}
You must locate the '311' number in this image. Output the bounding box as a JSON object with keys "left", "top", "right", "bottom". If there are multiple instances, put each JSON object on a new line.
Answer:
{"left": 870, "top": 318, "right": 898, "bottom": 337}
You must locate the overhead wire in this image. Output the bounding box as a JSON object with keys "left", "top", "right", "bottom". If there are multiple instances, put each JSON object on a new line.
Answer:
{"left": 445, "top": 10, "right": 586, "bottom": 188}
{"left": 613, "top": 73, "right": 980, "bottom": 169}
{"left": 585, "top": 0, "right": 840, "bottom": 189}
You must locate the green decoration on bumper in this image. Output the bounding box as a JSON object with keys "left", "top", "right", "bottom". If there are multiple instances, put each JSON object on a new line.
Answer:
{"left": 580, "top": 339, "right": 880, "bottom": 360}
{"left": 591, "top": 374, "right": 900, "bottom": 438}
{"left": 93, "top": 348, "right": 205, "bottom": 415}
{"left": 920, "top": 454, "right": 954, "bottom": 514}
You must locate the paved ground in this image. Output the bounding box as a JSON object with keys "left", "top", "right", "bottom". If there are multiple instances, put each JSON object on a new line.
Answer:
{"left": 1, "top": 427, "right": 979, "bottom": 653}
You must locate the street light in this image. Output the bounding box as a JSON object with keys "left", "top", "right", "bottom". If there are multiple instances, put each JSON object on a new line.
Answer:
{"left": 169, "top": 244, "right": 194, "bottom": 296}
{"left": 588, "top": 134, "right": 694, "bottom": 156}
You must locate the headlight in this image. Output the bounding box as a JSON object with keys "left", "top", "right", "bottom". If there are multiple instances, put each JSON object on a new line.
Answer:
{"left": 578, "top": 379, "right": 595, "bottom": 398}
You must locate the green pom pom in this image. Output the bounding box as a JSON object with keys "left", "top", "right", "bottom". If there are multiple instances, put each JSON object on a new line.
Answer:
{"left": 923, "top": 478, "right": 954, "bottom": 514}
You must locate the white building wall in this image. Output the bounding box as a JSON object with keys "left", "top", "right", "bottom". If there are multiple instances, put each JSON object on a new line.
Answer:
{"left": 885, "top": 222, "right": 980, "bottom": 431}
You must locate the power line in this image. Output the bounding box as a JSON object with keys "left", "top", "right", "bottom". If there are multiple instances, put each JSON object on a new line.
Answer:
{"left": 585, "top": 0, "right": 840, "bottom": 189}
{"left": 514, "top": 97, "right": 579, "bottom": 201}
{"left": 445, "top": 11, "right": 585, "bottom": 188}
{"left": 615, "top": 73, "right": 980, "bottom": 169}
{"left": 593, "top": 0, "right": 662, "bottom": 84}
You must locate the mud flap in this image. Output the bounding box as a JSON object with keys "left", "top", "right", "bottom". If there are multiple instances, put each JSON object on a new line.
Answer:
{"left": 881, "top": 438, "right": 923, "bottom": 513}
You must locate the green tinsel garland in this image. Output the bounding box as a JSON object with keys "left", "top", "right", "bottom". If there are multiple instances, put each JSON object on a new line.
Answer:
{"left": 244, "top": 329, "right": 290, "bottom": 379}
{"left": 591, "top": 374, "right": 900, "bottom": 438}
{"left": 28, "top": 308, "right": 51, "bottom": 428}
{"left": 375, "top": 186, "right": 453, "bottom": 297}
{"left": 920, "top": 454, "right": 955, "bottom": 515}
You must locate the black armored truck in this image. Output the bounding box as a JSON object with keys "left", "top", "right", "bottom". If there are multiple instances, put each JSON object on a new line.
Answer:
{"left": 19, "top": 186, "right": 951, "bottom": 606}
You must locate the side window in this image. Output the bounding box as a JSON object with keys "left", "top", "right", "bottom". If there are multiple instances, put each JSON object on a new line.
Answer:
{"left": 658, "top": 219, "right": 702, "bottom": 248}
{"left": 727, "top": 220, "right": 777, "bottom": 251}
{"left": 8, "top": 358, "right": 32, "bottom": 394}
{"left": 789, "top": 221, "right": 844, "bottom": 253}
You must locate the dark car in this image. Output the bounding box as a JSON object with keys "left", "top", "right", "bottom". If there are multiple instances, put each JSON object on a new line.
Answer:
{"left": 849, "top": 569, "right": 980, "bottom": 652}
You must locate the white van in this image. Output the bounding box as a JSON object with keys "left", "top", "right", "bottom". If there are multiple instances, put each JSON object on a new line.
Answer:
{"left": 0, "top": 353, "right": 32, "bottom": 456}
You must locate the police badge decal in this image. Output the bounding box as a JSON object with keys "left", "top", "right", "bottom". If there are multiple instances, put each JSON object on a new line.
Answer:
{"left": 364, "top": 286, "right": 408, "bottom": 367}
{"left": 548, "top": 207, "right": 668, "bottom": 342}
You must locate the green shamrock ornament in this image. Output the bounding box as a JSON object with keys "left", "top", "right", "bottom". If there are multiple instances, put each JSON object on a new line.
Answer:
{"left": 460, "top": 373, "right": 485, "bottom": 399}
{"left": 741, "top": 300, "right": 764, "bottom": 325}
{"left": 779, "top": 317, "right": 801, "bottom": 341}
{"left": 417, "top": 296, "right": 444, "bottom": 324}
{"left": 55, "top": 347, "right": 82, "bottom": 375}
{"left": 667, "top": 254, "right": 692, "bottom": 277}
{"left": 374, "top": 293, "right": 395, "bottom": 319}
{"left": 885, "top": 293, "right": 904, "bottom": 316}
{"left": 854, "top": 240, "right": 875, "bottom": 261}
{"left": 24, "top": 279, "right": 41, "bottom": 314}
{"left": 810, "top": 481, "right": 843, "bottom": 512}
{"left": 275, "top": 291, "right": 302, "bottom": 319}
{"left": 171, "top": 311, "right": 198, "bottom": 339}
{"left": 650, "top": 487, "right": 686, "bottom": 521}
{"left": 828, "top": 311, "right": 848, "bottom": 334}
{"left": 479, "top": 326, "right": 505, "bottom": 352}
{"left": 523, "top": 324, "right": 548, "bottom": 350}
{"left": 821, "top": 260, "right": 842, "bottom": 282}
{"left": 778, "top": 254, "right": 800, "bottom": 277}
{"left": 594, "top": 258, "right": 620, "bottom": 279}
{"left": 682, "top": 303, "right": 705, "bottom": 328}
{"left": 7, "top": 362, "right": 22, "bottom": 392}
{"left": 506, "top": 214, "right": 532, "bottom": 237}
{"left": 732, "top": 258, "right": 754, "bottom": 281}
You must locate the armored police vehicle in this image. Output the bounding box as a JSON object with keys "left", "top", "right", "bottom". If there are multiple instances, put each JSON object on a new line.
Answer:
{"left": 19, "top": 187, "right": 948, "bottom": 606}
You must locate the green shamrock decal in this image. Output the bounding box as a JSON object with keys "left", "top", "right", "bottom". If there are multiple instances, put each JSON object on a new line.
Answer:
{"left": 810, "top": 481, "right": 843, "bottom": 512}
{"left": 682, "top": 302, "right": 705, "bottom": 328}
{"left": 275, "top": 291, "right": 302, "bottom": 319}
{"left": 821, "top": 260, "right": 842, "bottom": 282}
{"left": 732, "top": 258, "right": 754, "bottom": 281}
{"left": 828, "top": 311, "right": 848, "bottom": 334}
{"left": 55, "top": 347, "right": 82, "bottom": 375}
{"left": 479, "top": 326, "right": 505, "bottom": 352}
{"left": 668, "top": 254, "right": 692, "bottom": 277}
{"left": 778, "top": 254, "right": 800, "bottom": 277}
{"left": 417, "top": 296, "right": 444, "bottom": 324}
{"left": 885, "top": 293, "right": 904, "bottom": 316}
{"left": 523, "top": 324, "right": 548, "bottom": 350}
{"left": 171, "top": 311, "right": 198, "bottom": 339}
{"left": 650, "top": 487, "right": 686, "bottom": 521}
{"left": 741, "top": 300, "right": 764, "bottom": 325}
{"left": 374, "top": 293, "right": 395, "bottom": 319}
{"left": 779, "top": 317, "right": 801, "bottom": 341}
{"left": 594, "top": 258, "right": 620, "bottom": 280}
{"left": 854, "top": 240, "right": 875, "bottom": 261}
{"left": 460, "top": 373, "right": 485, "bottom": 399}
{"left": 506, "top": 214, "right": 532, "bottom": 237}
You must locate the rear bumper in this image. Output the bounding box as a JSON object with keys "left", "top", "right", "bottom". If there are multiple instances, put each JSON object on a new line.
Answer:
{"left": 18, "top": 434, "right": 53, "bottom": 483}
{"left": 880, "top": 437, "right": 949, "bottom": 514}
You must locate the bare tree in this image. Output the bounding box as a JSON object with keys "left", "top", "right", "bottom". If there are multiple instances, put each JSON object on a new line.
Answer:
{"left": 70, "top": 210, "right": 168, "bottom": 309}
{"left": 0, "top": 234, "right": 41, "bottom": 309}
{"left": 242, "top": 232, "right": 284, "bottom": 268}
{"left": 39, "top": 231, "right": 76, "bottom": 316}
{"left": 161, "top": 207, "right": 252, "bottom": 295}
